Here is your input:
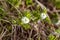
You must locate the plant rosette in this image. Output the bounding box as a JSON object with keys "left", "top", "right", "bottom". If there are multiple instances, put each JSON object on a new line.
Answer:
{"left": 21, "top": 17, "right": 31, "bottom": 30}
{"left": 40, "top": 13, "right": 52, "bottom": 24}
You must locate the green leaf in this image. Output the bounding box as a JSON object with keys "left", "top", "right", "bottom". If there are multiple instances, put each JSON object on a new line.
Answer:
{"left": 6, "top": 0, "right": 21, "bottom": 8}
{"left": 6, "top": 26, "right": 12, "bottom": 32}
{"left": 26, "top": 0, "right": 33, "bottom": 6}
{"left": 51, "top": 13, "right": 58, "bottom": 24}
{"left": 11, "top": 18, "right": 21, "bottom": 25}
{"left": 43, "top": 17, "right": 52, "bottom": 24}
{"left": 24, "top": 10, "right": 31, "bottom": 19}
{"left": 32, "top": 10, "right": 40, "bottom": 21}
{"left": 0, "top": 7, "right": 7, "bottom": 19}
{"left": 55, "top": 2, "right": 60, "bottom": 9}
{"left": 48, "top": 34, "right": 56, "bottom": 40}
{"left": 52, "top": 0, "right": 60, "bottom": 8}
{"left": 22, "top": 24, "right": 31, "bottom": 30}
{"left": 12, "top": 19, "right": 17, "bottom": 24}
{"left": 55, "top": 28, "right": 60, "bottom": 34}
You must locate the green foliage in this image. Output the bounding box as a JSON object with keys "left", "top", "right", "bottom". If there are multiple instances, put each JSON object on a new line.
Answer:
{"left": 0, "top": 7, "right": 7, "bottom": 19}
{"left": 55, "top": 28, "right": 60, "bottom": 34}
{"left": 0, "top": 0, "right": 60, "bottom": 40}
{"left": 51, "top": 13, "right": 58, "bottom": 24}
{"left": 12, "top": 19, "right": 17, "bottom": 24}
{"left": 11, "top": 18, "right": 31, "bottom": 30}
{"left": 22, "top": 24, "right": 31, "bottom": 30}
{"left": 11, "top": 18, "right": 21, "bottom": 25}
{"left": 23, "top": 10, "right": 32, "bottom": 19}
{"left": 0, "top": 7, "right": 4, "bottom": 13}
{"left": 52, "top": 0, "right": 60, "bottom": 8}
{"left": 26, "top": 0, "right": 33, "bottom": 6}
{"left": 43, "top": 8, "right": 47, "bottom": 13}
{"left": 6, "top": 26, "right": 12, "bottom": 32}
{"left": 6, "top": 0, "right": 21, "bottom": 8}
{"left": 5, "top": 0, "right": 53, "bottom": 30}
{"left": 32, "top": 10, "right": 40, "bottom": 21}
{"left": 55, "top": 2, "right": 60, "bottom": 9}
{"left": 48, "top": 34, "right": 56, "bottom": 40}
{"left": 43, "top": 17, "right": 52, "bottom": 24}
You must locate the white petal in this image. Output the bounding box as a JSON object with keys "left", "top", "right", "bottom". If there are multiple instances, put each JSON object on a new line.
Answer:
{"left": 21, "top": 17, "right": 30, "bottom": 24}
{"left": 55, "top": 20, "right": 60, "bottom": 25}
{"left": 41, "top": 13, "right": 47, "bottom": 19}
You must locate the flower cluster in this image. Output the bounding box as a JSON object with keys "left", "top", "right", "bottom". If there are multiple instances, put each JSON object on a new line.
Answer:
{"left": 21, "top": 13, "right": 48, "bottom": 24}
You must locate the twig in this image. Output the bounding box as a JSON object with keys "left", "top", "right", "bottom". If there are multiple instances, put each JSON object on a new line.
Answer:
{"left": 35, "top": 0, "right": 46, "bottom": 10}
{"left": 0, "top": 19, "right": 11, "bottom": 24}
{"left": 7, "top": 1, "right": 22, "bottom": 17}
{"left": 1, "top": 1, "right": 8, "bottom": 12}
{"left": 35, "top": 0, "right": 54, "bottom": 13}
{"left": 0, "top": 28, "right": 8, "bottom": 40}
{"left": 28, "top": 29, "right": 33, "bottom": 38}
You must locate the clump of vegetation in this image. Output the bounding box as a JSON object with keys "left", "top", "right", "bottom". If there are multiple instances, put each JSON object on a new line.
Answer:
{"left": 0, "top": 0, "right": 60, "bottom": 40}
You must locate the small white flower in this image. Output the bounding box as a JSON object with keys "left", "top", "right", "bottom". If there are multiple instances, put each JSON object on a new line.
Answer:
{"left": 55, "top": 20, "right": 60, "bottom": 25}
{"left": 41, "top": 13, "right": 48, "bottom": 19}
{"left": 21, "top": 17, "right": 30, "bottom": 24}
